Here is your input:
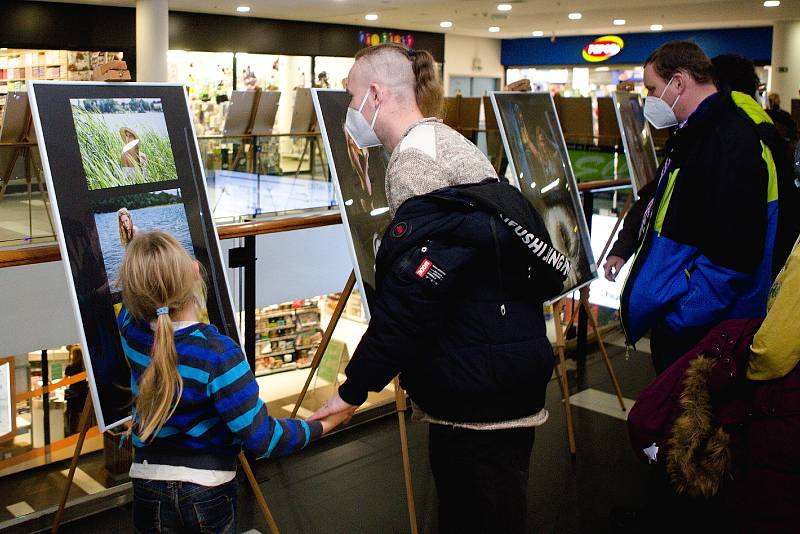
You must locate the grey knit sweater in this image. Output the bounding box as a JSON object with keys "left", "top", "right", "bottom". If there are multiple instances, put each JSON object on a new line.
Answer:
{"left": 385, "top": 118, "right": 498, "bottom": 216}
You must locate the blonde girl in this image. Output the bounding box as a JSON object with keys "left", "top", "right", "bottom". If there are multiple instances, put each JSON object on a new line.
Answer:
{"left": 117, "top": 231, "right": 346, "bottom": 532}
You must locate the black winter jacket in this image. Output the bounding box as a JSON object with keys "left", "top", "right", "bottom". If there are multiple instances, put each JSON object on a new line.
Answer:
{"left": 338, "top": 179, "right": 569, "bottom": 423}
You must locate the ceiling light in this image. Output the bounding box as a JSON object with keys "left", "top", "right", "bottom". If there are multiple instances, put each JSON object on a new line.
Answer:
{"left": 365, "top": 13, "right": 379, "bottom": 21}
{"left": 568, "top": 12, "right": 582, "bottom": 20}
{"left": 236, "top": 5, "right": 250, "bottom": 12}
{"left": 763, "top": 1, "right": 780, "bottom": 6}
{"left": 532, "top": 30, "right": 544, "bottom": 37}
{"left": 613, "top": 19, "right": 626, "bottom": 26}
{"left": 488, "top": 26, "right": 501, "bottom": 33}
{"left": 650, "top": 24, "right": 663, "bottom": 31}
{"left": 497, "top": 3, "right": 512, "bottom": 11}
{"left": 440, "top": 21, "right": 453, "bottom": 28}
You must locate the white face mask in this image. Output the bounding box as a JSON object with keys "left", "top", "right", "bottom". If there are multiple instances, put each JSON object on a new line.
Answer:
{"left": 643, "top": 77, "right": 681, "bottom": 129}
{"left": 345, "top": 90, "right": 382, "bottom": 149}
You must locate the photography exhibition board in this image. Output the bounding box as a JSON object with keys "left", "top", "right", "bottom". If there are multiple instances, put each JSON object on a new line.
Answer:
{"left": 490, "top": 91, "right": 597, "bottom": 300}
{"left": 311, "top": 89, "right": 392, "bottom": 319}
{"left": 28, "top": 82, "right": 239, "bottom": 431}
{"left": 222, "top": 90, "right": 280, "bottom": 136}
{"left": 612, "top": 91, "right": 658, "bottom": 195}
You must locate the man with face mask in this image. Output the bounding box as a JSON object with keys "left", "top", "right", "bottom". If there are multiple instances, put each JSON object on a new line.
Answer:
{"left": 310, "top": 43, "right": 569, "bottom": 533}
{"left": 619, "top": 41, "right": 779, "bottom": 374}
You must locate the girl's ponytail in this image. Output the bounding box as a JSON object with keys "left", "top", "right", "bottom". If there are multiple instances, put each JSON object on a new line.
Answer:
{"left": 118, "top": 231, "right": 203, "bottom": 443}
{"left": 410, "top": 49, "right": 443, "bottom": 118}
{"left": 136, "top": 310, "right": 183, "bottom": 442}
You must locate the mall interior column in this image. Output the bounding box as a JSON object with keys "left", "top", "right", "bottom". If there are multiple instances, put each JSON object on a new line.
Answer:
{"left": 770, "top": 20, "right": 800, "bottom": 111}
{"left": 136, "top": 0, "right": 169, "bottom": 82}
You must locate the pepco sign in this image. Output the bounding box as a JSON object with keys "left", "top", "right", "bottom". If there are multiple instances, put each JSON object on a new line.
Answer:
{"left": 582, "top": 35, "right": 624, "bottom": 62}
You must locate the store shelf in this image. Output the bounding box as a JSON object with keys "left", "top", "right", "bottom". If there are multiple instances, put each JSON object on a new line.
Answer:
{"left": 260, "top": 347, "right": 295, "bottom": 357}
{"left": 255, "top": 363, "right": 299, "bottom": 377}
{"left": 258, "top": 334, "right": 295, "bottom": 342}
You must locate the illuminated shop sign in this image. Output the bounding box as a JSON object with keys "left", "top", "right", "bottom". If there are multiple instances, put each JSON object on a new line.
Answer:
{"left": 582, "top": 35, "right": 624, "bottom": 62}
{"left": 359, "top": 31, "right": 415, "bottom": 48}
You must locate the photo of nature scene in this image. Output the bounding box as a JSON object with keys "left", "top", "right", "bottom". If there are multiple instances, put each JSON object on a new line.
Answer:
{"left": 71, "top": 97, "right": 178, "bottom": 190}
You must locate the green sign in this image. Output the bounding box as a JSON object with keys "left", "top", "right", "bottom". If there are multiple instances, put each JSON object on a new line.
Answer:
{"left": 318, "top": 339, "right": 348, "bottom": 384}
{"left": 567, "top": 148, "right": 630, "bottom": 183}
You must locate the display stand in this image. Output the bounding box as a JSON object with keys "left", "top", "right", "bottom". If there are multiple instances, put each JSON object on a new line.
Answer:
{"left": 0, "top": 93, "right": 55, "bottom": 236}
{"left": 551, "top": 289, "right": 626, "bottom": 456}
{"left": 51, "top": 65, "right": 281, "bottom": 534}
{"left": 552, "top": 192, "right": 633, "bottom": 455}
{"left": 291, "top": 271, "right": 419, "bottom": 534}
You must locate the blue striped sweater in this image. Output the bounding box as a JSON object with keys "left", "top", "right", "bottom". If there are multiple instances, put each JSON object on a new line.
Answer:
{"left": 118, "top": 306, "right": 322, "bottom": 471}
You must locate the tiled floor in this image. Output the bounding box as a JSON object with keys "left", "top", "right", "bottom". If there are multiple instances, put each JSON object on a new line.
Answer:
{"left": 0, "top": 342, "right": 658, "bottom": 533}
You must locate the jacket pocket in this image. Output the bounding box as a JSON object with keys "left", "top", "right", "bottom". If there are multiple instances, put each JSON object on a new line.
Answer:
{"left": 488, "top": 337, "right": 555, "bottom": 393}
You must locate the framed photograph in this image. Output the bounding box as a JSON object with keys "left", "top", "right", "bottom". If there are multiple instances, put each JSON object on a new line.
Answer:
{"left": 311, "top": 89, "right": 391, "bottom": 318}
{"left": 613, "top": 91, "right": 658, "bottom": 194}
{"left": 490, "top": 91, "right": 597, "bottom": 298}
{"left": 28, "top": 82, "right": 238, "bottom": 431}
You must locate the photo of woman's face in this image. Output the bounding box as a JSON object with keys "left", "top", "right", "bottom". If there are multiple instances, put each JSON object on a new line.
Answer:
{"left": 120, "top": 213, "right": 131, "bottom": 230}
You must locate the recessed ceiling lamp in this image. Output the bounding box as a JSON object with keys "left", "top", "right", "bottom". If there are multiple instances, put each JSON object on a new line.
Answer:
{"left": 650, "top": 24, "right": 663, "bottom": 31}
{"left": 365, "top": 13, "right": 379, "bottom": 20}
{"left": 763, "top": 1, "right": 780, "bottom": 7}
{"left": 488, "top": 26, "right": 501, "bottom": 33}
{"left": 568, "top": 12, "right": 582, "bottom": 20}
{"left": 532, "top": 30, "right": 544, "bottom": 37}
{"left": 440, "top": 21, "right": 453, "bottom": 28}
{"left": 236, "top": 6, "right": 250, "bottom": 12}
{"left": 497, "top": 3, "right": 512, "bottom": 11}
{"left": 613, "top": 19, "right": 626, "bottom": 26}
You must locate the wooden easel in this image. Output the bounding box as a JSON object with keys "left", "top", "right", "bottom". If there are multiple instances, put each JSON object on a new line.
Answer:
{"left": 52, "top": 64, "right": 282, "bottom": 534}
{"left": 291, "top": 271, "right": 419, "bottom": 534}
{"left": 0, "top": 112, "right": 55, "bottom": 237}
{"left": 551, "top": 192, "right": 635, "bottom": 454}
{"left": 551, "top": 288, "right": 626, "bottom": 455}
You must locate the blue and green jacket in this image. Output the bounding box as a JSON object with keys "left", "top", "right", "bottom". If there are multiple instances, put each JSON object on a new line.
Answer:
{"left": 118, "top": 306, "right": 322, "bottom": 471}
{"left": 620, "top": 91, "right": 778, "bottom": 344}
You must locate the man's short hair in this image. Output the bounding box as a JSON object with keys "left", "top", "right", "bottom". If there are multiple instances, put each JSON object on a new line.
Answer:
{"left": 645, "top": 41, "right": 713, "bottom": 84}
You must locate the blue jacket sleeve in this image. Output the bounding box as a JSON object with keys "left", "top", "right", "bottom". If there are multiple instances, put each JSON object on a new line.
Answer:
{"left": 209, "top": 346, "right": 322, "bottom": 459}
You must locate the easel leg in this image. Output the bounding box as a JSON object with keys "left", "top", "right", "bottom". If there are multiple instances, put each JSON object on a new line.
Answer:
{"left": 579, "top": 289, "right": 626, "bottom": 411}
{"left": 291, "top": 271, "right": 357, "bottom": 417}
{"left": 552, "top": 300, "right": 577, "bottom": 455}
{"left": 393, "top": 377, "right": 419, "bottom": 534}
{"left": 52, "top": 394, "right": 94, "bottom": 534}
{"left": 238, "top": 451, "right": 280, "bottom": 534}
{"left": 294, "top": 138, "right": 310, "bottom": 178}
{"left": 0, "top": 147, "right": 22, "bottom": 201}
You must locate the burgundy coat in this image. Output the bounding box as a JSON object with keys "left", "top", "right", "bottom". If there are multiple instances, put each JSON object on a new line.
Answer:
{"left": 628, "top": 318, "right": 800, "bottom": 532}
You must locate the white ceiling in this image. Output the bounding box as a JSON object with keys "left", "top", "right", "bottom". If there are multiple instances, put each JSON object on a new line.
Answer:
{"left": 38, "top": 0, "right": 800, "bottom": 38}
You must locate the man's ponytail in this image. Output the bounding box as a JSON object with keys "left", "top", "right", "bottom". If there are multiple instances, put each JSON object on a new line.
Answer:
{"left": 410, "top": 50, "right": 443, "bottom": 118}
{"left": 136, "top": 311, "right": 183, "bottom": 442}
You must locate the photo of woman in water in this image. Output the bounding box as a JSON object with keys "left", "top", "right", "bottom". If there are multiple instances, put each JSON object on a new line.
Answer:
{"left": 117, "top": 207, "right": 138, "bottom": 248}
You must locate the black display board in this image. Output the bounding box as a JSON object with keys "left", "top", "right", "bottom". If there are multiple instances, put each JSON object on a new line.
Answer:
{"left": 28, "top": 82, "right": 238, "bottom": 431}
{"left": 491, "top": 92, "right": 597, "bottom": 297}
{"left": 613, "top": 91, "right": 659, "bottom": 194}
{"left": 311, "top": 89, "right": 391, "bottom": 316}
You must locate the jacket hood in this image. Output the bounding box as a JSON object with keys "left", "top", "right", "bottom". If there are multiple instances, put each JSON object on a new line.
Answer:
{"left": 390, "top": 178, "right": 569, "bottom": 300}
